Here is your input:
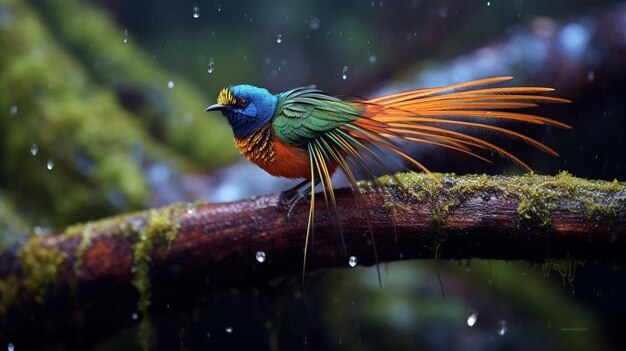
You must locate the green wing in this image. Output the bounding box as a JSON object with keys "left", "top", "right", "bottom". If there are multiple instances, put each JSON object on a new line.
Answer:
{"left": 272, "top": 87, "right": 364, "bottom": 146}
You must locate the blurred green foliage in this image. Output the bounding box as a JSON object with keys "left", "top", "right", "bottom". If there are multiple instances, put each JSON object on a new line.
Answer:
{"left": 0, "top": 0, "right": 238, "bottom": 229}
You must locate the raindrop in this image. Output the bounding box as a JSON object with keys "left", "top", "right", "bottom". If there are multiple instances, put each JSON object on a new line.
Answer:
{"left": 309, "top": 16, "right": 320, "bottom": 30}
{"left": 46, "top": 159, "right": 54, "bottom": 170}
{"left": 368, "top": 55, "right": 377, "bottom": 64}
{"left": 193, "top": 5, "right": 200, "bottom": 18}
{"left": 132, "top": 312, "right": 139, "bottom": 320}
{"left": 487, "top": 1, "right": 491, "bottom": 5}
{"left": 276, "top": 34, "right": 283, "bottom": 43}
{"left": 217, "top": 4, "right": 221, "bottom": 12}
{"left": 167, "top": 80, "right": 175, "bottom": 89}
{"left": 186, "top": 203, "right": 197, "bottom": 215}
{"left": 342, "top": 66, "right": 348, "bottom": 80}
{"left": 30, "top": 143, "right": 38, "bottom": 156}
{"left": 9, "top": 105, "right": 17, "bottom": 117}
{"left": 225, "top": 326, "right": 233, "bottom": 334}
{"left": 348, "top": 256, "right": 357, "bottom": 267}
{"left": 497, "top": 320, "right": 508, "bottom": 336}
{"left": 587, "top": 70, "right": 594, "bottom": 82}
{"left": 255, "top": 251, "right": 266, "bottom": 263}
{"left": 123, "top": 29, "right": 128, "bottom": 43}
{"left": 208, "top": 60, "right": 215, "bottom": 73}
{"left": 7, "top": 343, "right": 14, "bottom": 351}
{"left": 206, "top": 332, "right": 211, "bottom": 338}
{"left": 466, "top": 310, "right": 478, "bottom": 327}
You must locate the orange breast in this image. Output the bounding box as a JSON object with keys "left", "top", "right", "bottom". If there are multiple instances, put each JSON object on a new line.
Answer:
{"left": 235, "top": 128, "right": 336, "bottom": 180}
{"left": 265, "top": 139, "right": 314, "bottom": 179}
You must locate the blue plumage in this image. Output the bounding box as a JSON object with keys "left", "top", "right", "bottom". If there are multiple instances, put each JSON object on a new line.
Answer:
{"left": 219, "top": 85, "right": 277, "bottom": 138}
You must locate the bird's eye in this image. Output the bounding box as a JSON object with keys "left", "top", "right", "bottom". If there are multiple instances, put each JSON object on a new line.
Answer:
{"left": 239, "top": 99, "right": 248, "bottom": 108}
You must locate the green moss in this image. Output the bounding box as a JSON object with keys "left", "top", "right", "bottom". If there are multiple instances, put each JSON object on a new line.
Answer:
{"left": 34, "top": 0, "right": 238, "bottom": 168}
{"left": 131, "top": 204, "right": 184, "bottom": 351}
{"left": 0, "top": 0, "right": 191, "bottom": 227}
{"left": 379, "top": 171, "right": 626, "bottom": 228}
{"left": 18, "top": 235, "right": 66, "bottom": 303}
{"left": 542, "top": 257, "right": 583, "bottom": 291}
{"left": 0, "top": 275, "right": 19, "bottom": 314}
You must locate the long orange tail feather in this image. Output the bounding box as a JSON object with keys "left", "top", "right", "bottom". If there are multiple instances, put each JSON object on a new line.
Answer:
{"left": 347, "top": 76, "right": 569, "bottom": 175}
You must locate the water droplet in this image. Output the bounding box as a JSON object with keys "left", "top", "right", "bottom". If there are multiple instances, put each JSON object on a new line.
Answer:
{"left": 497, "top": 320, "right": 508, "bottom": 335}
{"left": 487, "top": 1, "right": 491, "bottom": 5}
{"left": 256, "top": 251, "right": 266, "bottom": 263}
{"left": 30, "top": 143, "right": 38, "bottom": 156}
{"left": 9, "top": 105, "right": 17, "bottom": 117}
{"left": 342, "top": 66, "right": 348, "bottom": 80}
{"left": 132, "top": 312, "right": 139, "bottom": 320}
{"left": 7, "top": 343, "right": 14, "bottom": 351}
{"left": 207, "top": 60, "right": 215, "bottom": 73}
{"left": 206, "top": 332, "right": 211, "bottom": 338}
{"left": 587, "top": 70, "right": 594, "bottom": 82}
{"left": 276, "top": 34, "right": 282, "bottom": 43}
{"left": 46, "top": 159, "right": 54, "bottom": 170}
{"left": 123, "top": 29, "right": 128, "bottom": 43}
{"left": 186, "top": 203, "right": 197, "bottom": 214}
{"left": 466, "top": 309, "right": 478, "bottom": 327}
{"left": 217, "top": 4, "right": 221, "bottom": 12}
{"left": 225, "top": 326, "right": 233, "bottom": 334}
{"left": 348, "top": 256, "right": 357, "bottom": 267}
{"left": 309, "top": 16, "right": 320, "bottom": 30}
{"left": 368, "top": 55, "right": 377, "bottom": 64}
{"left": 167, "top": 80, "right": 174, "bottom": 89}
{"left": 193, "top": 5, "right": 200, "bottom": 18}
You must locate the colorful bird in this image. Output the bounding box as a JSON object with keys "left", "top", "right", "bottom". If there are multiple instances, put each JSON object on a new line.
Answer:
{"left": 205, "top": 76, "right": 570, "bottom": 283}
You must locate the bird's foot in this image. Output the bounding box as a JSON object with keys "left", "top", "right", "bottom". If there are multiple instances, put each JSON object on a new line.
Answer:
{"left": 278, "top": 189, "right": 309, "bottom": 219}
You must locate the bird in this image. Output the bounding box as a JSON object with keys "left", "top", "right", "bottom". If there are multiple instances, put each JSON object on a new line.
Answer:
{"left": 205, "top": 76, "right": 570, "bottom": 285}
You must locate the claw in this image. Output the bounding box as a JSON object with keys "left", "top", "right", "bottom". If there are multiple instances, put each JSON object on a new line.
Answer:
{"left": 278, "top": 189, "right": 308, "bottom": 219}
{"left": 277, "top": 179, "right": 318, "bottom": 220}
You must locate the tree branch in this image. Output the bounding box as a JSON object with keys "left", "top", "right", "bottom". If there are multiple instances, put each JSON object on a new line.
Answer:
{"left": 1, "top": 172, "right": 625, "bottom": 345}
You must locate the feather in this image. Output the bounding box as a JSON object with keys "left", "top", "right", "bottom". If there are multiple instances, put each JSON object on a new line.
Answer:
{"left": 214, "top": 77, "right": 570, "bottom": 293}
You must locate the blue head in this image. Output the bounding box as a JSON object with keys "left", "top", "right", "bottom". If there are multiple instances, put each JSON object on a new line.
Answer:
{"left": 205, "top": 85, "right": 278, "bottom": 138}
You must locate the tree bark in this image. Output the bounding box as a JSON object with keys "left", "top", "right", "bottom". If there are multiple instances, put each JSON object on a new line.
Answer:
{"left": 0, "top": 172, "right": 625, "bottom": 345}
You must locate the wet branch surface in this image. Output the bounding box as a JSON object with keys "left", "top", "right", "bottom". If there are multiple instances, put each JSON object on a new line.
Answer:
{"left": 0, "top": 173, "right": 625, "bottom": 345}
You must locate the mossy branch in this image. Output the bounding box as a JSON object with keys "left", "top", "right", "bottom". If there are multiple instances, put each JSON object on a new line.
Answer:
{"left": 1, "top": 172, "right": 625, "bottom": 346}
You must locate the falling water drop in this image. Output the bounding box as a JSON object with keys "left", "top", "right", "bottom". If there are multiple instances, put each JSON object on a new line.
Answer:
{"left": 9, "top": 105, "right": 17, "bottom": 117}
{"left": 368, "top": 55, "right": 377, "bottom": 64}
{"left": 225, "top": 326, "right": 233, "bottom": 334}
{"left": 132, "top": 312, "right": 139, "bottom": 320}
{"left": 208, "top": 60, "right": 215, "bottom": 73}
{"left": 466, "top": 310, "right": 478, "bottom": 327}
{"left": 193, "top": 5, "right": 200, "bottom": 18}
{"left": 123, "top": 29, "right": 128, "bottom": 43}
{"left": 46, "top": 159, "right": 54, "bottom": 170}
{"left": 30, "top": 144, "right": 38, "bottom": 156}
{"left": 167, "top": 80, "right": 175, "bottom": 89}
{"left": 342, "top": 66, "right": 348, "bottom": 80}
{"left": 497, "top": 320, "right": 508, "bottom": 336}
{"left": 255, "top": 251, "right": 266, "bottom": 263}
{"left": 7, "top": 343, "right": 14, "bottom": 351}
{"left": 217, "top": 4, "right": 221, "bottom": 12}
{"left": 348, "top": 256, "right": 357, "bottom": 267}
{"left": 276, "top": 34, "right": 283, "bottom": 43}
{"left": 186, "top": 203, "right": 197, "bottom": 215}
{"left": 309, "top": 16, "right": 320, "bottom": 30}
{"left": 487, "top": 1, "right": 491, "bottom": 5}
